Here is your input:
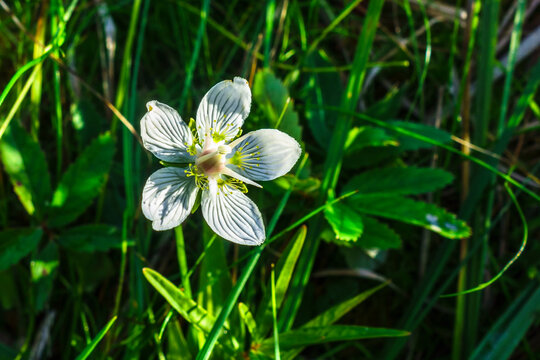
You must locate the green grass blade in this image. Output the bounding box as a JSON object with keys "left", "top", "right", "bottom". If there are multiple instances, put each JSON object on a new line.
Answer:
{"left": 470, "top": 282, "right": 540, "bottom": 360}
{"left": 74, "top": 316, "right": 117, "bottom": 360}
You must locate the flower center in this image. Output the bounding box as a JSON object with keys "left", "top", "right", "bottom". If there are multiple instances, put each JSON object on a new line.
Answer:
{"left": 195, "top": 145, "right": 231, "bottom": 176}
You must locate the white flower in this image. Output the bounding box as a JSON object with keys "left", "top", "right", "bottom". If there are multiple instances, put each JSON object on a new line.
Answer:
{"left": 140, "top": 77, "right": 301, "bottom": 246}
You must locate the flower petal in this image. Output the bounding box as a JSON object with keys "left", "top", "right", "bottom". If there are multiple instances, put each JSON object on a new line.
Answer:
{"left": 196, "top": 77, "right": 251, "bottom": 145}
{"left": 226, "top": 129, "right": 301, "bottom": 181}
{"left": 201, "top": 184, "right": 265, "bottom": 246}
{"left": 141, "top": 101, "right": 195, "bottom": 163}
{"left": 142, "top": 167, "right": 198, "bottom": 230}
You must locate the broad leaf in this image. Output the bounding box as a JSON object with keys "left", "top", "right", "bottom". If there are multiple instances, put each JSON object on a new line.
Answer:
{"left": 343, "top": 167, "right": 454, "bottom": 196}
{"left": 325, "top": 202, "right": 363, "bottom": 241}
{"left": 58, "top": 225, "right": 125, "bottom": 252}
{"left": 356, "top": 216, "right": 402, "bottom": 249}
{"left": 0, "top": 228, "right": 42, "bottom": 271}
{"left": 48, "top": 132, "right": 115, "bottom": 227}
{"left": 31, "top": 242, "right": 59, "bottom": 311}
{"left": 253, "top": 69, "right": 303, "bottom": 142}
{"left": 349, "top": 195, "right": 471, "bottom": 239}
{"left": 0, "top": 121, "right": 51, "bottom": 218}
{"left": 259, "top": 325, "right": 408, "bottom": 351}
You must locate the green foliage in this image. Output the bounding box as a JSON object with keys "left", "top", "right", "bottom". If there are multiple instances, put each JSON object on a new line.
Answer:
{"left": 75, "top": 316, "right": 117, "bottom": 360}
{"left": 0, "top": 228, "right": 42, "bottom": 271}
{"left": 57, "top": 225, "right": 124, "bottom": 252}
{"left": 48, "top": 132, "right": 115, "bottom": 227}
{"left": 343, "top": 167, "right": 454, "bottom": 196}
{"left": 0, "top": 121, "right": 51, "bottom": 218}
{"left": 324, "top": 202, "right": 364, "bottom": 241}
{"left": 253, "top": 69, "right": 303, "bottom": 142}
{"left": 0, "top": 1, "right": 536, "bottom": 359}
{"left": 259, "top": 325, "right": 409, "bottom": 352}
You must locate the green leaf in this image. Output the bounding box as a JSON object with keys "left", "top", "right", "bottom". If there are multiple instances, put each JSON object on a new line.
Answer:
{"left": 343, "top": 167, "right": 454, "bottom": 196}
{"left": 143, "top": 267, "right": 216, "bottom": 333}
{"left": 324, "top": 202, "right": 364, "bottom": 241}
{"left": 356, "top": 216, "right": 402, "bottom": 249}
{"left": 253, "top": 69, "right": 303, "bottom": 142}
{"left": 345, "top": 126, "right": 398, "bottom": 153}
{"left": 0, "top": 342, "right": 17, "bottom": 360}
{"left": 48, "top": 132, "right": 115, "bottom": 227}
{"left": 0, "top": 121, "right": 51, "bottom": 218}
{"left": 281, "top": 282, "right": 390, "bottom": 360}
{"left": 167, "top": 319, "right": 192, "bottom": 360}
{"left": 0, "top": 228, "right": 42, "bottom": 271}
{"left": 302, "top": 51, "right": 343, "bottom": 147}
{"left": 304, "top": 282, "right": 388, "bottom": 328}
{"left": 58, "top": 225, "right": 125, "bottom": 252}
{"left": 75, "top": 316, "right": 117, "bottom": 360}
{"left": 364, "top": 87, "right": 407, "bottom": 120}
{"left": 238, "top": 303, "right": 258, "bottom": 340}
{"left": 388, "top": 120, "right": 452, "bottom": 150}
{"left": 257, "top": 226, "right": 306, "bottom": 338}
{"left": 31, "top": 242, "right": 59, "bottom": 311}
{"left": 272, "top": 175, "right": 320, "bottom": 195}
{"left": 259, "top": 325, "right": 409, "bottom": 351}
{"left": 471, "top": 282, "right": 540, "bottom": 360}
{"left": 349, "top": 195, "right": 471, "bottom": 239}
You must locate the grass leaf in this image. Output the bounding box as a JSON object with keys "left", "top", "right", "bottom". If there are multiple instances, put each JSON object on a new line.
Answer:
{"left": 259, "top": 325, "right": 409, "bottom": 351}
{"left": 75, "top": 316, "right": 117, "bottom": 360}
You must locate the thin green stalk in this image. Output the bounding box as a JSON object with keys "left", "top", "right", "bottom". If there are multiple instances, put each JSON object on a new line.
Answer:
{"left": 271, "top": 265, "right": 281, "bottom": 360}
{"left": 264, "top": 0, "right": 276, "bottom": 67}
{"left": 178, "top": 0, "right": 210, "bottom": 113}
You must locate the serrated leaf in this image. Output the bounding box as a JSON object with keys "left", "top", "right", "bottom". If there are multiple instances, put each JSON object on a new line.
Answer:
{"left": 325, "top": 202, "right": 363, "bottom": 241}
{"left": 0, "top": 121, "right": 51, "bottom": 218}
{"left": 257, "top": 226, "right": 306, "bottom": 339}
{"left": 58, "top": 225, "right": 125, "bottom": 252}
{"left": 253, "top": 69, "right": 303, "bottom": 142}
{"left": 388, "top": 120, "right": 452, "bottom": 150}
{"left": 31, "top": 242, "right": 59, "bottom": 311}
{"left": 0, "top": 228, "right": 42, "bottom": 271}
{"left": 349, "top": 195, "right": 471, "bottom": 239}
{"left": 345, "top": 126, "right": 398, "bottom": 153}
{"left": 357, "top": 216, "right": 402, "bottom": 249}
{"left": 343, "top": 167, "right": 454, "bottom": 196}
{"left": 258, "top": 325, "right": 408, "bottom": 351}
{"left": 48, "top": 133, "right": 115, "bottom": 227}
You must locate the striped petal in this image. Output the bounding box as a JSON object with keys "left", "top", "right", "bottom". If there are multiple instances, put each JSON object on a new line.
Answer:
{"left": 226, "top": 129, "right": 301, "bottom": 181}
{"left": 142, "top": 167, "right": 198, "bottom": 230}
{"left": 196, "top": 77, "right": 251, "bottom": 146}
{"left": 141, "top": 101, "right": 195, "bottom": 163}
{"left": 201, "top": 182, "right": 265, "bottom": 246}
